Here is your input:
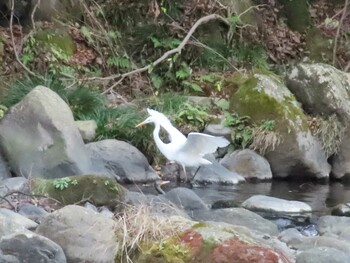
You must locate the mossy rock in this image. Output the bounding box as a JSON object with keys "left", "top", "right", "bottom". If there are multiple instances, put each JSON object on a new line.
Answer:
{"left": 228, "top": 71, "right": 330, "bottom": 179}
{"left": 229, "top": 71, "right": 307, "bottom": 134}
{"left": 30, "top": 175, "right": 126, "bottom": 208}
{"left": 137, "top": 221, "right": 294, "bottom": 263}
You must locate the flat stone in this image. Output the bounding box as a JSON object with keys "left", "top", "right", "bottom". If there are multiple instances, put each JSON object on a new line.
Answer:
{"left": 242, "top": 195, "right": 312, "bottom": 213}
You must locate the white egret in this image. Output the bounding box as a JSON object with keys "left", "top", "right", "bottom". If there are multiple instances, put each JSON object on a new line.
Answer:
{"left": 136, "top": 108, "right": 230, "bottom": 182}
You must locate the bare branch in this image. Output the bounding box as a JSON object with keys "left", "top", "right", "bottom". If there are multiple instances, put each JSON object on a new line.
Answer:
{"left": 333, "top": 0, "right": 349, "bottom": 66}
{"left": 85, "top": 14, "right": 230, "bottom": 90}
{"left": 9, "top": 0, "right": 42, "bottom": 79}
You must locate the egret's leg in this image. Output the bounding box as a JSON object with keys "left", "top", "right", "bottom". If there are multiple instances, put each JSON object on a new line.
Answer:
{"left": 182, "top": 164, "right": 188, "bottom": 182}
{"left": 192, "top": 166, "right": 201, "bottom": 181}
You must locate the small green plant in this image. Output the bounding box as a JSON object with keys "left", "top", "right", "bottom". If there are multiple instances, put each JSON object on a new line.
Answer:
{"left": 53, "top": 177, "right": 77, "bottom": 190}
{"left": 175, "top": 103, "right": 209, "bottom": 128}
{"left": 260, "top": 119, "right": 276, "bottom": 131}
{"left": 224, "top": 113, "right": 252, "bottom": 149}
{"left": 0, "top": 105, "right": 7, "bottom": 119}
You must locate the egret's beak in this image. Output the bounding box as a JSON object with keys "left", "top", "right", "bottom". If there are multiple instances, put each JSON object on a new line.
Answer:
{"left": 135, "top": 120, "right": 147, "bottom": 128}
{"left": 159, "top": 180, "right": 170, "bottom": 186}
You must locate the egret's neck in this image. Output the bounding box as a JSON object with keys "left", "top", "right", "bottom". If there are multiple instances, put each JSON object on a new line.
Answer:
{"left": 153, "top": 122, "right": 167, "bottom": 155}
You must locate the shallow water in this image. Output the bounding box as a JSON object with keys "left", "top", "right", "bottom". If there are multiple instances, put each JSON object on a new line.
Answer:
{"left": 127, "top": 180, "right": 350, "bottom": 217}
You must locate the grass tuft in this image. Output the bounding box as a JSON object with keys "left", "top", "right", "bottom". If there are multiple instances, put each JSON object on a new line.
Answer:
{"left": 115, "top": 202, "right": 193, "bottom": 262}
{"left": 250, "top": 127, "right": 283, "bottom": 155}
{"left": 309, "top": 115, "right": 346, "bottom": 158}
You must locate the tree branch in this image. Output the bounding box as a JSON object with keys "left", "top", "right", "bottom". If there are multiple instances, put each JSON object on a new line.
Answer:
{"left": 9, "top": 0, "right": 42, "bottom": 79}
{"left": 86, "top": 14, "right": 230, "bottom": 93}
{"left": 332, "top": 0, "right": 349, "bottom": 66}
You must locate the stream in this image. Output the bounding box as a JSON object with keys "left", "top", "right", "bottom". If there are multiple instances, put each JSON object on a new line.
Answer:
{"left": 127, "top": 180, "right": 350, "bottom": 234}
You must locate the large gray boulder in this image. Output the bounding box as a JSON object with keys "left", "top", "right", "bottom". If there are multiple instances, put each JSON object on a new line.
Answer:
{"left": 36, "top": 205, "right": 118, "bottom": 263}
{"left": 87, "top": 139, "right": 159, "bottom": 183}
{"left": 287, "top": 63, "right": 350, "bottom": 179}
{"left": 230, "top": 72, "right": 330, "bottom": 179}
{"left": 0, "top": 232, "right": 66, "bottom": 263}
{"left": 0, "top": 86, "right": 92, "bottom": 179}
{"left": 220, "top": 149, "right": 272, "bottom": 180}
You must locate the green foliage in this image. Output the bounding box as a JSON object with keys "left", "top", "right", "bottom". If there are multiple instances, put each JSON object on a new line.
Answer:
{"left": 224, "top": 113, "right": 252, "bottom": 150}
{"left": 1, "top": 75, "right": 105, "bottom": 119}
{"left": 53, "top": 177, "right": 78, "bottom": 191}
{"left": 260, "top": 120, "right": 276, "bottom": 132}
{"left": 232, "top": 44, "right": 270, "bottom": 69}
{"left": 175, "top": 103, "right": 209, "bottom": 128}
{"left": 0, "top": 104, "right": 7, "bottom": 119}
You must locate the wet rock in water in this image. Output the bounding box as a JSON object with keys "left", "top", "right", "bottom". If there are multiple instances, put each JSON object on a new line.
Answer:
{"left": 0, "top": 208, "right": 38, "bottom": 230}
{"left": 317, "top": 215, "right": 350, "bottom": 237}
{"left": 30, "top": 175, "right": 126, "bottom": 208}
{"left": 0, "top": 86, "right": 92, "bottom": 179}
{"left": 192, "top": 154, "right": 245, "bottom": 185}
{"left": 192, "top": 208, "right": 279, "bottom": 236}
{"left": 0, "top": 177, "right": 28, "bottom": 196}
{"left": 296, "top": 247, "right": 350, "bottom": 263}
{"left": 125, "top": 191, "right": 190, "bottom": 219}
{"left": 75, "top": 120, "right": 97, "bottom": 142}
{"left": 164, "top": 187, "right": 209, "bottom": 211}
{"left": 242, "top": 195, "right": 312, "bottom": 213}
{"left": 211, "top": 199, "right": 240, "bottom": 209}
{"left": 278, "top": 228, "right": 305, "bottom": 247}
{"left": 87, "top": 139, "right": 159, "bottom": 183}
{"left": 287, "top": 63, "right": 350, "bottom": 179}
{"left": 230, "top": 72, "right": 330, "bottom": 179}
{"left": 0, "top": 153, "right": 11, "bottom": 180}
{"left": 36, "top": 205, "right": 118, "bottom": 263}
{"left": 18, "top": 204, "right": 49, "bottom": 224}
{"left": 0, "top": 232, "right": 66, "bottom": 263}
{"left": 220, "top": 149, "right": 272, "bottom": 180}
{"left": 331, "top": 203, "right": 350, "bottom": 216}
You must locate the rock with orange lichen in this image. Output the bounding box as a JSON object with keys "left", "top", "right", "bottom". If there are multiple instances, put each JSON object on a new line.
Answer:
{"left": 137, "top": 221, "right": 295, "bottom": 263}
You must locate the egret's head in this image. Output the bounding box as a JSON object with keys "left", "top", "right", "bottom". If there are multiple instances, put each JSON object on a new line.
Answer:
{"left": 135, "top": 115, "right": 155, "bottom": 127}
{"left": 135, "top": 108, "right": 171, "bottom": 128}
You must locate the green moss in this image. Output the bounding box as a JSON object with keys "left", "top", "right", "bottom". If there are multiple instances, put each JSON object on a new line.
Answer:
{"left": 35, "top": 29, "right": 74, "bottom": 57}
{"left": 192, "top": 223, "right": 209, "bottom": 229}
{"left": 138, "top": 237, "right": 191, "bottom": 263}
{"left": 229, "top": 72, "right": 307, "bottom": 134}
{"left": 31, "top": 175, "right": 126, "bottom": 208}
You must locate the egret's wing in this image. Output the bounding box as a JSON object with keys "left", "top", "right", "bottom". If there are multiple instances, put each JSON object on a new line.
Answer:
{"left": 180, "top": 132, "right": 230, "bottom": 156}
